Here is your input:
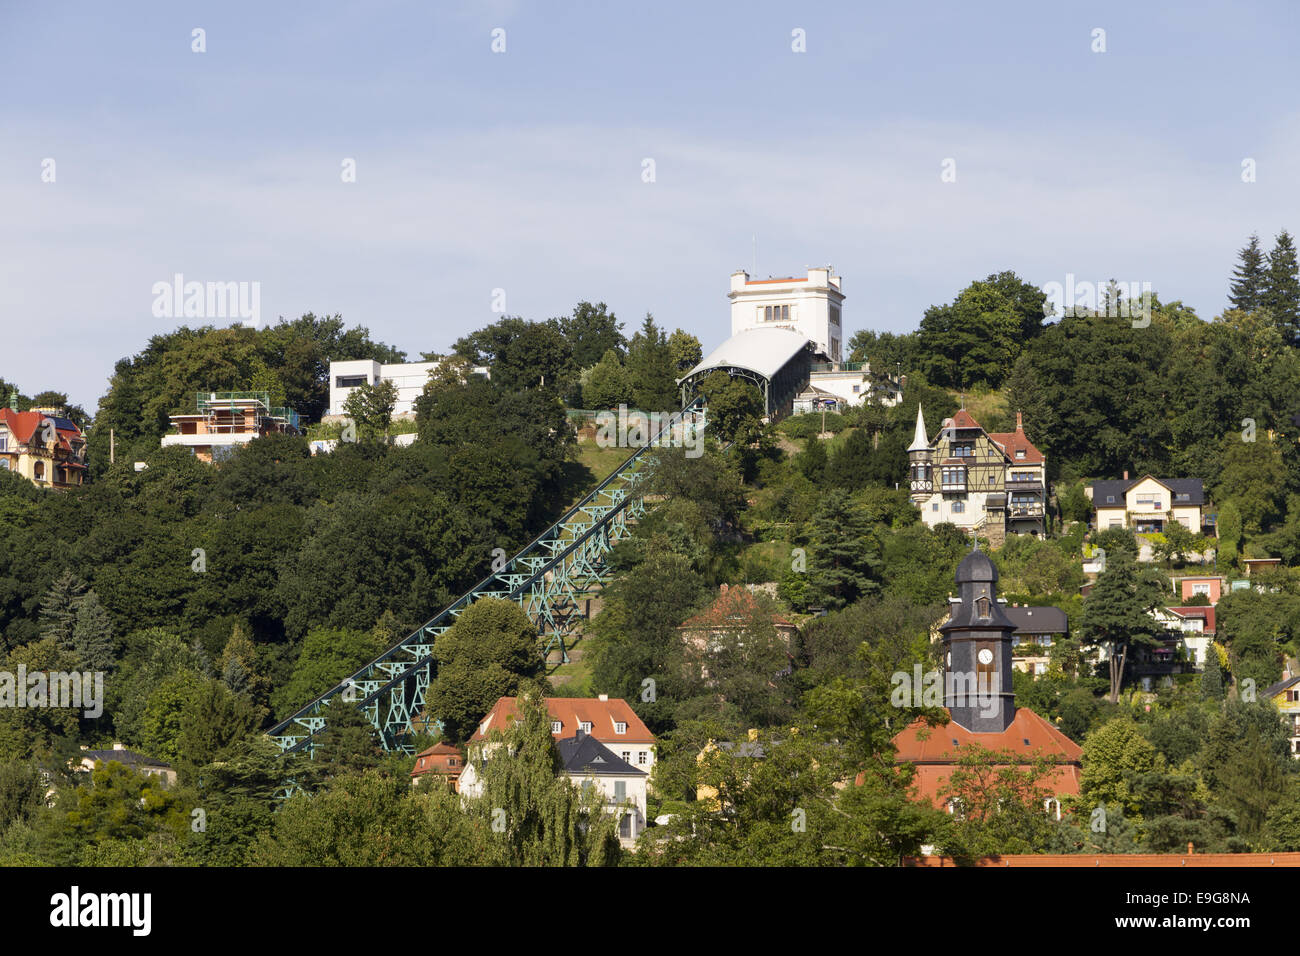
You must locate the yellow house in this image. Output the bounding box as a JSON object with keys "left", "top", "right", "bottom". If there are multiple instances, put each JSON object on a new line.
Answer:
{"left": 1088, "top": 474, "right": 1205, "bottom": 534}
{"left": 1263, "top": 676, "right": 1300, "bottom": 758}
{"left": 0, "top": 406, "right": 87, "bottom": 489}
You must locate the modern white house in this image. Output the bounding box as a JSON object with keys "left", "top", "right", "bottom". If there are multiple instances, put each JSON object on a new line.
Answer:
{"left": 327, "top": 359, "right": 489, "bottom": 417}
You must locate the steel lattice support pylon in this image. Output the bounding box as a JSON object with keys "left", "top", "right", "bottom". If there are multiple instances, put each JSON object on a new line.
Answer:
{"left": 265, "top": 401, "right": 707, "bottom": 777}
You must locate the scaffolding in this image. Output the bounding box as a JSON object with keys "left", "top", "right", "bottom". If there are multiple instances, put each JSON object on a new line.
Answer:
{"left": 191, "top": 392, "right": 300, "bottom": 434}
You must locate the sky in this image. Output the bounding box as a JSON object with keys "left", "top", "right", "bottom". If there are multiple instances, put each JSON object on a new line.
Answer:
{"left": 2, "top": 0, "right": 1298, "bottom": 410}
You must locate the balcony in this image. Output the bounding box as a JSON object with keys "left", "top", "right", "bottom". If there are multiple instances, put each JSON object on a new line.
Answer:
{"left": 1009, "top": 505, "right": 1044, "bottom": 518}
{"left": 940, "top": 483, "right": 967, "bottom": 494}
{"left": 1005, "top": 478, "right": 1044, "bottom": 493}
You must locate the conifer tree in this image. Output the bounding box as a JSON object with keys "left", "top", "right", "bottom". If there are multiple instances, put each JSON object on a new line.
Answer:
{"left": 38, "top": 571, "right": 88, "bottom": 651}
{"left": 71, "top": 592, "right": 115, "bottom": 672}
{"left": 1228, "top": 233, "right": 1266, "bottom": 313}
{"left": 1263, "top": 230, "right": 1300, "bottom": 344}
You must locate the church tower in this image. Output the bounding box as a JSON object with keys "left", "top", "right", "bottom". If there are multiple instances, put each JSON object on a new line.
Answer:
{"left": 939, "top": 547, "right": 1017, "bottom": 733}
{"left": 907, "top": 405, "right": 932, "bottom": 504}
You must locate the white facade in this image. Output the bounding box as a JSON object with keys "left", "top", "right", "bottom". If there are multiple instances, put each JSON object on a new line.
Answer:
{"left": 328, "top": 360, "right": 491, "bottom": 417}
{"left": 328, "top": 360, "right": 435, "bottom": 417}
{"left": 728, "top": 267, "right": 844, "bottom": 362}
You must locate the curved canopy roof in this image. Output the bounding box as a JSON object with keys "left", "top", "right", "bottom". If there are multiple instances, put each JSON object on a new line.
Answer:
{"left": 678, "top": 327, "right": 812, "bottom": 384}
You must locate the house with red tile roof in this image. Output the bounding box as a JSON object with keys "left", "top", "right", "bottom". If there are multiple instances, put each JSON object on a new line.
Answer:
{"left": 891, "top": 549, "right": 1082, "bottom": 812}
{"left": 409, "top": 742, "right": 464, "bottom": 790}
{"left": 468, "top": 695, "right": 655, "bottom": 771}
{"left": 458, "top": 695, "right": 656, "bottom": 846}
{"left": 678, "top": 583, "right": 799, "bottom": 651}
{"left": 0, "top": 405, "right": 87, "bottom": 489}
{"left": 907, "top": 407, "right": 1046, "bottom": 546}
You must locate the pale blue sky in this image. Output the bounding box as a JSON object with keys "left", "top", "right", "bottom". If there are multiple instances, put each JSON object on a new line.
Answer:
{"left": 2, "top": 0, "right": 1298, "bottom": 409}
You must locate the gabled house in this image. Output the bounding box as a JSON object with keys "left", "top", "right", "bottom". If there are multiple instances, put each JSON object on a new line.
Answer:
{"left": 558, "top": 732, "right": 648, "bottom": 846}
{"left": 0, "top": 406, "right": 87, "bottom": 489}
{"left": 463, "top": 694, "right": 656, "bottom": 777}
{"left": 908, "top": 408, "right": 1047, "bottom": 545}
{"left": 409, "top": 742, "right": 464, "bottom": 790}
{"left": 1263, "top": 676, "right": 1300, "bottom": 758}
{"left": 678, "top": 583, "right": 799, "bottom": 653}
{"left": 1171, "top": 575, "right": 1225, "bottom": 605}
{"left": 75, "top": 743, "right": 176, "bottom": 786}
{"left": 1087, "top": 474, "right": 1207, "bottom": 534}
{"left": 1002, "top": 605, "right": 1069, "bottom": 676}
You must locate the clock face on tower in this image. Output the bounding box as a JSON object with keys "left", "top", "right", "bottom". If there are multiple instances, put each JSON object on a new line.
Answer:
{"left": 977, "top": 648, "right": 993, "bottom": 666}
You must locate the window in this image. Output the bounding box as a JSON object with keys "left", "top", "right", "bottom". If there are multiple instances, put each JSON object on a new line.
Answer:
{"left": 830, "top": 305, "right": 840, "bottom": 327}
{"left": 1192, "top": 583, "right": 1211, "bottom": 596}
{"left": 0, "top": 435, "right": 7, "bottom": 452}
{"left": 852, "top": 384, "right": 860, "bottom": 394}
{"left": 931, "top": 503, "right": 939, "bottom": 512}
{"left": 952, "top": 501, "right": 965, "bottom": 514}
{"left": 621, "top": 751, "right": 631, "bottom": 762}
{"left": 615, "top": 721, "right": 627, "bottom": 734}
{"left": 620, "top": 813, "right": 633, "bottom": 838}
{"left": 1015, "top": 450, "right": 1025, "bottom": 459}
{"left": 336, "top": 375, "right": 368, "bottom": 388}
{"left": 1106, "top": 495, "right": 1115, "bottom": 503}
{"left": 614, "top": 780, "right": 627, "bottom": 801}
{"left": 637, "top": 752, "right": 648, "bottom": 765}
{"left": 550, "top": 721, "right": 562, "bottom": 734}
{"left": 0, "top": 460, "right": 6, "bottom": 470}
{"left": 763, "top": 304, "right": 790, "bottom": 322}
{"left": 580, "top": 721, "right": 592, "bottom": 733}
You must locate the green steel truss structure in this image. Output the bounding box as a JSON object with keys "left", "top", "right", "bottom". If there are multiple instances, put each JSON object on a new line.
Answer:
{"left": 266, "top": 400, "right": 707, "bottom": 764}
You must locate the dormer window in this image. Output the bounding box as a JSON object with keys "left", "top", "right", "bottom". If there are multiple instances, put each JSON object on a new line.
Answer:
{"left": 551, "top": 721, "right": 562, "bottom": 734}
{"left": 1015, "top": 450, "right": 1025, "bottom": 459}
{"left": 976, "top": 596, "right": 990, "bottom": 618}
{"left": 580, "top": 721, "right": 593, "bottom": 733}
{"left": 615, "top": 721, "right": 627, "bottom": 734}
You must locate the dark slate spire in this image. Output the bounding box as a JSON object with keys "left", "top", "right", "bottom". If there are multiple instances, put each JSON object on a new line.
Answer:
{"left": 939, "top": 547, "right": 1017, "bottom": 732}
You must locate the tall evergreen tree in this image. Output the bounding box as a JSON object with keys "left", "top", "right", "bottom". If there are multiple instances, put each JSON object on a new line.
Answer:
{"left": 71, "top": 592, "right": 115, "bottom": 672}
{"left": 1264, "top": 230, "right": 1300, "bottom": 344}
{"left": 38, "top": 571, "right": 88, "bottom": 651}
{"left": 1079, "top": 551, "right": 1170, "bottom": 702}
{"left": 625, "top": 314, "right": 679, "bottom": 411}
{"left": 1229, "top": 233, "right": 1266, "bottom": 313}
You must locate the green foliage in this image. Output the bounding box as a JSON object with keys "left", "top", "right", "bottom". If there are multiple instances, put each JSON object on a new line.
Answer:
{"left": 916, "top": 272, "right": 1047, "bottom": 389}
{"left": 427, "top": 598, "right": 547, "bottom": 743}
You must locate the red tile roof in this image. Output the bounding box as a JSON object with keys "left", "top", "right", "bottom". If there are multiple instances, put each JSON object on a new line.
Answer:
{"left": 1169, "top": 606, "right": 1216, "bottom": 633}
{"left": 0, "top": 409, "right": 42, "bottom": 444}
{"left": 470, "top": 696, "right": 656, "bottom": 745}
{"left": 987, "top": 426, "right": 1045, "bottom": 465}
{"left": 410, "top": 742, "right": 464, "bottom": 778}
{"left": 679, "top": 583, "right": 794, "bottom": 630}
{"left": 946, "top": 409, "right": 982, "bottom": 430}
{"left": 891, "top": 708, "right": 1083, "bottom": 807}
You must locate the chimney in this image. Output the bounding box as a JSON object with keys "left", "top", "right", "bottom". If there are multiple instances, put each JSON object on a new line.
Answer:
{"left": 1123, "top": 470, "right": 1129, "bottom": 480}
{"left": 1016, "top": 411, "right": 1023, "bottom": 430}
{"left": 575, "top": 727, "right": 586, "bottom": 739}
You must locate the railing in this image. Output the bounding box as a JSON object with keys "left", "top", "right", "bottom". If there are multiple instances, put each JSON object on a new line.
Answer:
{"left": 266, "top": 399, "right": 708, "bottom": 761}
{"left": 1009, "top": 505, "right": 1045, "bottom": 517}
{"left": 808, "top": 362, "right": 866, "bottom": 373}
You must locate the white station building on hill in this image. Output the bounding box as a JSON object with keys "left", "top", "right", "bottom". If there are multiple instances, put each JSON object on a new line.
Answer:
{"left": 678, "top": 266, "right": 902, "bottom": 418}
